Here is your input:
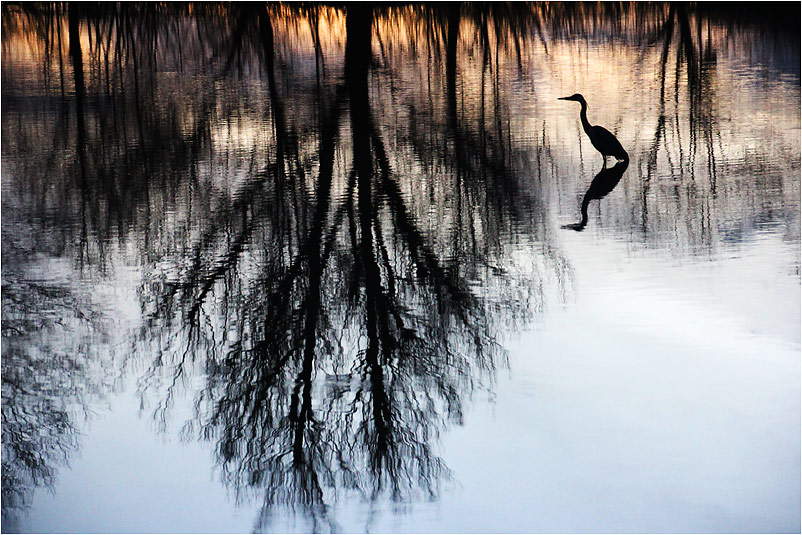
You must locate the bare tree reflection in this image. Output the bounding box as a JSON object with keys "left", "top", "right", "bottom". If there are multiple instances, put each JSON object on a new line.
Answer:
{"left": 131, "top": 4, "right": 557, "bottom": 531}
{"left": 1, "top": 227, "right": 116, "bottom": 525}
{"left": 544, "top": 2, "right": 798, "bottom": 256}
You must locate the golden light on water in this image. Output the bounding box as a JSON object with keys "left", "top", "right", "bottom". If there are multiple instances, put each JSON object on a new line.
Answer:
{"left": 1, "top": 2, "right": 798, "bottom": 242}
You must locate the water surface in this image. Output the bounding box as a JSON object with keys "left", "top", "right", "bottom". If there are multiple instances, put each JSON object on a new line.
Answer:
{"left": 2, "top": 3, "right": 800, "bottom": 533}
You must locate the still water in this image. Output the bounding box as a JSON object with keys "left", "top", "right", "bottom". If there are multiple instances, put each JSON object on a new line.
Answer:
{"left": 1, "top": 3, "right": 800, "bottom": 533}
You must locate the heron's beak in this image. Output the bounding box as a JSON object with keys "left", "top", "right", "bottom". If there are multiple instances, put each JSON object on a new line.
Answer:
{"left": 558, "top": 96, "right": 571, "bottom": 101}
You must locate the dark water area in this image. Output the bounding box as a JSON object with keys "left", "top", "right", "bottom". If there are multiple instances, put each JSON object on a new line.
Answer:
{"left": 1, "top": 3, "right": 799, "bottom": 533}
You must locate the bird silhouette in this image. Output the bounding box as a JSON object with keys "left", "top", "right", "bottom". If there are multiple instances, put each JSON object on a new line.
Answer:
{"left": 559, "top": 93, "right": 628, "bottom": 167}
{"left": 562, "top": 159, "right": 629, "bottom": 231}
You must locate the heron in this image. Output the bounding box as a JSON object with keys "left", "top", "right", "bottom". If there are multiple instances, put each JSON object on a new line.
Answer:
{"left": 559, "top": 94, "right": 628, "bottom": 166}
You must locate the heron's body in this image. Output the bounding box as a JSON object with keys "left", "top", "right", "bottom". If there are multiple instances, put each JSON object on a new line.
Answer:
{"left": 560, "top": 94, "right": 628, "bottom": 165}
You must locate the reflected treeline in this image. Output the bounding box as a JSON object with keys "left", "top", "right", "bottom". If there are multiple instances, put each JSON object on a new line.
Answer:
{"left": 130, "top": 5, "right": 560, "bottom": 531}
{"left": 2, "top": 2, "right": 799, "bottom": 530}
{"left": 2, "top": 2, "right": 220, "bottom": 271}
{"left": 3, "top": 2, "right": 564, "bottom": 530}
{"left": 542, "top": 2, "right": 799, "bottom": 257}
{"left": 630, "top": 2, "right": 799, "bottom": 256}
{"left": 539, "top": 2, "right": 798, "bottom": 49}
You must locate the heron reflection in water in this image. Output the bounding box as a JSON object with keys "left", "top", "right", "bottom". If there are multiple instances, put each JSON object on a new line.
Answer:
{"left": 563, "top": 159, "right": 629, "bottom": 231}
{"left": 559, "top": 94, "right": 629, "bottom": 167}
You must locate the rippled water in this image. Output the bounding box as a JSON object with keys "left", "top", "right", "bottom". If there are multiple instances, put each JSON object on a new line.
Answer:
{"left": 2, "top": 4, "right": 800, "bottom": 533}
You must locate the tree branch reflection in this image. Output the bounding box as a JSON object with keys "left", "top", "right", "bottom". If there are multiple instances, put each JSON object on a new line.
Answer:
{"left": 132, "top": 5, "right": 551, "bottom": 530}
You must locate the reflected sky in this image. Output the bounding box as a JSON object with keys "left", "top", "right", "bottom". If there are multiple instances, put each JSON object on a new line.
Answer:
{"left": 1, "top": 3, "right": 799, "bottom": 533}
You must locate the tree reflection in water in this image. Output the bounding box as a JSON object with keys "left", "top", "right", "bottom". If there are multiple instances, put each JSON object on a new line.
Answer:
{"left": 1, "top": 219, "right": 117, "bottom": 527}
{"left": 127, "top": 4, "right": 555, "bottom": 530}
{"left": 2, "top": 2, "right": 797, "bottom": 531}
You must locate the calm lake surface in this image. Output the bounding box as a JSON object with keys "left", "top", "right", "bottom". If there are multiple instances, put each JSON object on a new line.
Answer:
{"left": 2, "top": 3, "right": 800, "bottom": 533}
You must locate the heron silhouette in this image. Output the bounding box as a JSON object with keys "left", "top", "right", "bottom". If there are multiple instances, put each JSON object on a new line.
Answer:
{"left": 562, "top": 159, "right": 629, "bottom": 231}
{"left": 559, "top": 94, "right": 628, "bottom": 166}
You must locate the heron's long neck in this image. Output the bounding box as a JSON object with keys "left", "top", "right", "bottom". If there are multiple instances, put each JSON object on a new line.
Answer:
{"left": 579, "top": 101, "right": 592, "bottom": 135}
